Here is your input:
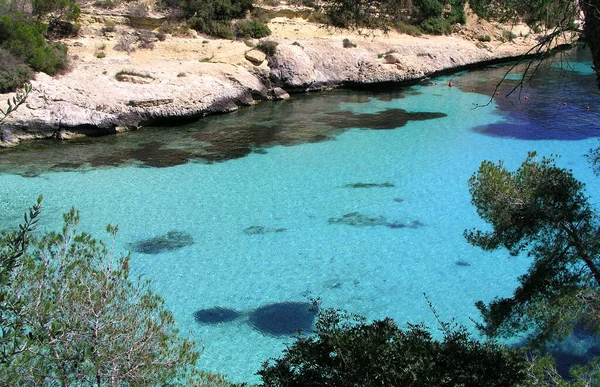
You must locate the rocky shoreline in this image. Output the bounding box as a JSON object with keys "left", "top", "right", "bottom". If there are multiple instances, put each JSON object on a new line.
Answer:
{"left": 0, "top": 12, "right": 542, "bottom": 147}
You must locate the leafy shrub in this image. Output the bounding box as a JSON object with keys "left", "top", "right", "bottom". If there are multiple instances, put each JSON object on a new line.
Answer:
{"left": 47, "top": 20, "right": 80, "bottom": 39}
{"left": 256, "top": 40, "right": 277, "bottom": 56}
{"left": 0, "top": 49, "right": 33, "bottom": 93}
{"left": 469, "top": 0, "right": 490, "bottom": 19}
{"left": 448, "top": 0, "right": 466, "bottom": 25}
{"left": 102, "top": 19, "right": 116, "bottom": 33}
{"left": 130, "top": 3, "right": 149, "bottom": 18}
{"left": 189, "top": 17, "right": 234, "bottom": 39}
{"left": 95, "top": 51, "right": 106, "bottom": 58}
{"left": 235, "top": 19, "right": 271, "bottom": 38}
{"left": 0, "top": 14, "right": 68, "bottom": 75}
{"left": 418, "top": 17, "right": 452, "bottom": 35}
{"left": 258, "top": 306, "right": 527, "bottom": 386}
{"left": 393, "top": 21, "right": 422, "bottom": 36}
{"left": 94, "top": 0, "right": 120, "bottom": 9}
{"left": 181, "top": 0, "right": 253, "bottom": 20}
{"left": 478, "top": 34, "right": 491, "bottom": 42}
{"left": 413, "top": 0, "right": 444, "bottom": 20}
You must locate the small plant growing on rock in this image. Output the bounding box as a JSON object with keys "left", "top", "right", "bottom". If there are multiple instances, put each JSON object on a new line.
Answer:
{"left": 477, "top": 34, "right": 491, "bottom": 42}
{"left": 256, "top": 40, "right": 278, "bottom": 56}
{"left": 378, "top": 49, "right": 396, "bottom": 58}
{"left": 102, "top": 19, "right": 116, "bottom": 33}
{"left": 343, "top": 38, "right": 356, "bottom": 48}
{"left": 177, "top": 72, "right": 186, "bottom": 77}
{"left": 129, "top": 3, "right": 149, "bottom": 18}
{"left": 115, "top": 70, "right": 155, "bottom": 82}
{"left": 95, "top": 51, "right": 106, "bottom": 58}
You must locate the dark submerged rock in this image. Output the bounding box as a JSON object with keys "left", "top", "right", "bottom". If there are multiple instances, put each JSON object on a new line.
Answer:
{"left": 248, "top": 302, "right": 317, "bottom": 336}
{"left": 193, "top": 307, "right": 242, "bottom": 324}
{"left": 129, "top": 231, "right": 194, "bottom": 254}
{"left": 343, "top": 182, "right": 395, "bottom": 188}
{"left": 328, "top": 212, "right": 388, "bottom": 227}
{"left": 456, "top": 260, "right": 472, "bottom": 267}
{"left": 243, "top": 225, "right": 287, "bottom": 235}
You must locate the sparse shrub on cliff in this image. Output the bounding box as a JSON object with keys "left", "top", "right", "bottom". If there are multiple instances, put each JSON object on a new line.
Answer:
{"left": 130, "top": 3, "right": 149, "bottom": 18}
{"left": 0, "top": 48, "right": 33, "bottom": 93}
{"left": 256, "top": 40, "right": 278, "bottom": 56}
{"left": 114, "top": 34, "right": 136, "bottom": 52}
{"left": 115, "top": 69, "right": 155, "bottom": 82}
{"left": 94, "top": 0, "right": 121, "bottom": 9}
{"left": 95, "top": 51, "right": 106, "bottom": 58}
{"left": 235, "top": 19, "right": 271, "bottom": 39}
{"left": 478, "top": 34, "right": 491, "bottom": 42}
{"left": 102, "top": 19, "right": 116, "bottom": 33}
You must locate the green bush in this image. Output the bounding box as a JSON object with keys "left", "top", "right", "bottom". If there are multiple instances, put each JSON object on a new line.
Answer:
{"left": 235, "top": 19, "right": 271, "bottom": 38}
{"left": 418, "top": 16, "right": 452, "bottom": 35}
{"left": 478, "top": 34, "right": 492, "bottom": 42}
{"left": 0, "top": 14, "right": 68, "bottom": 75}
{"left": 469, "top": 0, "right": 490, "bottom": 19}
{"left": 258, "top": 306, "right": 527, "bottom": 386}
{"left": 448, "top": 0, "right": 466, "bottom": 25}
{"left": 181, "top": 0, "right": 253, "bottom": 20}
{"left": 413, "top": 0, "right": 444, "bottom": 20}
{"left": 189, "top": 17, "right": 234, "bottom": 39}
{"left": 0, "top": 49, "right": 33, "bottom": 93}
{"left": 256, "top": 40, "right": 278, "bottom": 56}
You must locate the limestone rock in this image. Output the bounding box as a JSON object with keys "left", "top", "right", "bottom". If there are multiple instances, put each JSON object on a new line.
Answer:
{"left": 245, "top": 49, "right": 267, "bottom": 65}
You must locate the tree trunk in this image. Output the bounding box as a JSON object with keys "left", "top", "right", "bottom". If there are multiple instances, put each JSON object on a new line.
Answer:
{"left": 582, "top": 0, "right": 600, "bottom": 88}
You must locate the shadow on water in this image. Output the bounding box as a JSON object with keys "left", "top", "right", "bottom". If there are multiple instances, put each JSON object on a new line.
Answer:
{"left": 455, "top": 48, "right": 600, "bottom": 141}
{"left": 0, "top": 89, "right": 446, "bottom": 175}
{"left": 192, "top": 302, "right": 317, "bottom": 337}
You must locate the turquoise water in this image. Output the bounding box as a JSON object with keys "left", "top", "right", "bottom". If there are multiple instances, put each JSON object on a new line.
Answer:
{"left": 1, "top": 49, "right": 599, "bottom": 383}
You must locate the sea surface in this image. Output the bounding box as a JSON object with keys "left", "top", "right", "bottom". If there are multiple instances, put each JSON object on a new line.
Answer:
{"left": 1, "top": 48, "right": 599, "bottom": 383}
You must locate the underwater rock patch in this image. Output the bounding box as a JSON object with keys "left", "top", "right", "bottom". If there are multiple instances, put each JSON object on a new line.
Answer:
{"left": 342, "top": 182, "right": 395, "bottom": 188}
{"left": 243, "top": 225, "right": 287, "bottom": 235}
{"left": 328, "top": 212, "right": 423, "bottom": 229}
{"left": 129, "top": 231, "right": 194, "bottom": 254}
{"left": 455, "top": 260, "right": 471, "bottom": 267}
{"left": 248, "top": 302, "right": 316, "bottom": 336}
{"left": 328, "top": 212, "right": 388, "bottom": 227}
{"left": 193, "top": 307, "right": 242, "bottom": 324}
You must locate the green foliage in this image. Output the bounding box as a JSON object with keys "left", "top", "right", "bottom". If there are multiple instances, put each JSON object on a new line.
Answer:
{"left": 0, "top": 203, "right": 241, "bottom": 386}
{"left": 466, "top": 152, "right": 600, "bottom": 344}
{"left": 182, "top": 0, "right": 260, "bottom": 39}
{"left": 413, "top": 0, "right": 444, "bottom": 20}
{"left": 321, "top": 0, "right": 410, "bottom": 33}
{"left": 256, "top": 40, "right": 278, "bottom": 56}
{"left": 0, "top": 13, "right": 68, "bottom": 75}
{"left": 418, "top": 16, "right": 452, "bottom": 35}
{"left": 258, "top": 305, "right": 527, "bottom": 386}
{"left": 235, "top": 19, "right": 271, "bottom": 38}
{"left": 469, "top": 0, "right": 490, "bottom": 19}
{"left": 0, "top": 82, "right": 31, "bottom": 123}
{"left": 0, "top": 48, "right": 33, "bottom": 93}
{"left": 189, "top": 17, "right": 234, "bottom": 39}
{"left": 32, "top": 0, "right": 80, "bottom": 20}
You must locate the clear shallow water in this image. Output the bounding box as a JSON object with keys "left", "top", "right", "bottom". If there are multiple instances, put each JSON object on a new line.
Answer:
{"left": 1, "top": 48, "right": 600, "bottom": 383}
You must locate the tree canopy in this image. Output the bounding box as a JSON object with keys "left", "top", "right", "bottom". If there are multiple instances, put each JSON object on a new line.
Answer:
{"left": 466, "top": 152, "right": 600, "bottom": 344}
{"left": 0, "top": 201, "right": 240, "bottom": 386}
{"left": 258, "top": 305, "right": 527, "bottom": 387}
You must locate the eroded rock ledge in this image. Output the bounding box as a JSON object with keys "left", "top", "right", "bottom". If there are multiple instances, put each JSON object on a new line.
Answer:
{"left": 0, "top": 18, "right": 539, "bottom": 147}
